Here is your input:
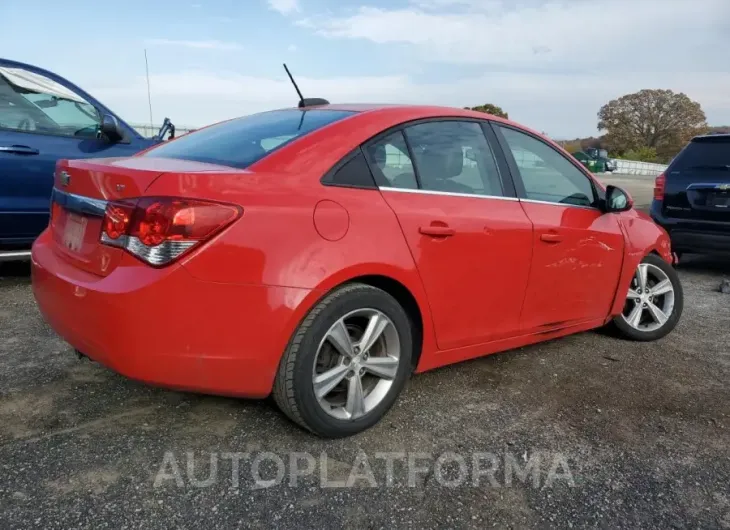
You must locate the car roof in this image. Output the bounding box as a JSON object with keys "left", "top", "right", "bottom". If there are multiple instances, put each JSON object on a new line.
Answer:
{"left": 276, "top": 102, "right": 520, "bottom": 128}
{"left": 691, "top": 132, "right": 730, "bottom": 143}
{"left": 280, "top": 102, "right": 506, "bottom": 119}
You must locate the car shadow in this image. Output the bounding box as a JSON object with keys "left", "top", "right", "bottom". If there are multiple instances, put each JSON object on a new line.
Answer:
{"left": 0, "top": 260, "right": 31, "bottom": 280}
{"left": 676, "top": 254, "right": 730, "bottom": 275}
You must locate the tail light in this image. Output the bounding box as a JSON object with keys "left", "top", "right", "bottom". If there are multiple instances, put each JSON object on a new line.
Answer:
{"left": 100, "top": 197, "right": 241, "bottom": 266}
{"left": 653, "top": 173, "right": 666, "bottom": 200}
{"left": 50, "top": 202, "right": 62, "bottom": 229}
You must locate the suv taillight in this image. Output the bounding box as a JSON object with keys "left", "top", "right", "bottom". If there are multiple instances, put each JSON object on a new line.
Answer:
{"left": 100, "top": 197, "right": 241, "bottom": 266}
{"left": 653, "top": 173, "right": 666, "bottom": 200}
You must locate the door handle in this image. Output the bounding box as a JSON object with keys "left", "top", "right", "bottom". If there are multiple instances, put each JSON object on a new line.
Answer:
{"left": 540, "top": 232, "right": 563, "bottom": 243}
{"left": 419, "top": 225, "right": 455, "bottom": 237}
{"left": 0, "top": 145, "right": 40, "bottom": 155}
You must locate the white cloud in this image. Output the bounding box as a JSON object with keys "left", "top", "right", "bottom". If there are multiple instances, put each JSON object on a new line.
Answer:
{"left": 267, "top": 0, "right": 300, "bottom": 15}
{"left": 298, "top": 0, "right": 729, "bottom": 71}
{"left": 282, "top": 0, "right": 730, "bottom": 133}
{"left": 145, "top": 39, "right": 243, "bottom": 51}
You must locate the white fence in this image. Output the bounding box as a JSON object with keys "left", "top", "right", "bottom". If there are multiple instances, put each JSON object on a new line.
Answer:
{"left": 611, "top": 160, "right": 667, "bottom": 177}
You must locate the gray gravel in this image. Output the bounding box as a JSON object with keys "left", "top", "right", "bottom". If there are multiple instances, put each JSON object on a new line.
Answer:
{"left": 0, "top": 187, "right": 728, "bottom": 528}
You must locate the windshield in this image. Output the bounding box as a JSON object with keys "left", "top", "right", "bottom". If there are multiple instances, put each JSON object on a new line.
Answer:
{"left": 143, "top": 109, "right": 357, "bottom": 169}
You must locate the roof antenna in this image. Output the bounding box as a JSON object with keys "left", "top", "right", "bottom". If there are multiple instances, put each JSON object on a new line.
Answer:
{"left": 282, "top": 63, "right": 329, "bottom": 109}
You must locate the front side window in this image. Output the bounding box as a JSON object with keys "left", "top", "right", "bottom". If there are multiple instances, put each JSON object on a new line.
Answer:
{"left": 404, "top": 121, "right": 503, "bottom": 196}
{"left": 498, "top": 126, "right": 596, "bottom": 207}
{"left": 0, "top": 66, "right": 100, "bottom": 138}
{"left": 144, "top": 109, "right": 356, "bottom": 169}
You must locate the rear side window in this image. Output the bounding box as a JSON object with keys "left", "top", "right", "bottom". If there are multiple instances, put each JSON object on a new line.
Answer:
{"left": 670, "top": 137, "right": 730, "bottom": 171}
{"left": 363, "top": 131, "right": 418, "bottom": 189}
{"left": 404, "top": 121, "right": 503, "bottom": 196}
{"left": 144, "top": 109, "right": 356, "bottom": 169}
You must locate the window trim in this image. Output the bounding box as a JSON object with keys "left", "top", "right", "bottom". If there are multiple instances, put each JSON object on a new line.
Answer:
{"left": 379, "top": 186, "right": 520, "bottom": 202}
{"left": 360, "top": 116, "right": 519, "bottom": 199}
{"left": 490, "top": 122, "right": 603, "bottom": 210}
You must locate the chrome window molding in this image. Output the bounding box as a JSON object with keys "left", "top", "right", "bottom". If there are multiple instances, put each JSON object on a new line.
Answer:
{"left": 519, "top": 198, "right": 599, "bottom": 211}
{"left": 379, "top": 186, "right": 601, "bottom": 210}
{"left": 378, "top": 186, "right": 519, "bottom": 202}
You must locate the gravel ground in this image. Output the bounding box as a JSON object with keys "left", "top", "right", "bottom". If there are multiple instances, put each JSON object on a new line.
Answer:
{"left": 0, "top": 179, "right": 728, "bottom": 529}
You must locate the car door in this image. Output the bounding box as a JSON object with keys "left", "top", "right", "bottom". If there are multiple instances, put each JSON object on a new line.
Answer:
{"left": 493, "top": 124, "right": 625, "bottom": 332}
{"left": 0, "top": 59, "right": 151, "bottom": 244}
{"left": 364, "top": 120, "right": 534, "bottom": 350}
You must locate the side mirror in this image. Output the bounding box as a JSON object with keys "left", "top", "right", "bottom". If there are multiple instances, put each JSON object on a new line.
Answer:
{"left": 604, "top": 185, "right": 633, "bottom": 213}
{"left": 99, "top": 114, "right": 124, "bottom": 143}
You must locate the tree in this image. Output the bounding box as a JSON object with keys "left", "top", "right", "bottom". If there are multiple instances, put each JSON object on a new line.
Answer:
{"left": 619, "top": 146, "right": 658, "bottom": 163}
{"left": 598, "top": 89, "right": 707, "bottom": 161}
{"left": 466, "top": 103, "right": 508, "bottom": 119}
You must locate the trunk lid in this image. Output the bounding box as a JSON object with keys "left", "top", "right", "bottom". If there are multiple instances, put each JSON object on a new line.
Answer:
{"left": 662, "top": 136, "right": 730, "bottom": 222}
{"left": 51, "top": 156, "right": 237, "bottom": 276}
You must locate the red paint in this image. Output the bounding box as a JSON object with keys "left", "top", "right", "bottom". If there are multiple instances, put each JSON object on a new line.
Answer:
{"left": 517, "top": 202, "right": 625, "bottom": 332}
{"left": 32, "top": 105, "right": 673, "bottom": 399}
{"left": 380, "top": 191, "right": 533, "bottom": 349}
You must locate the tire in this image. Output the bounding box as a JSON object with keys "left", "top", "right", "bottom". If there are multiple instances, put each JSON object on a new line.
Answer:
{"left": 273, "top": 283, "right": 413, "bottom": 438}
{"left": 611, "top": 253, "right": 683, "bottom": 341}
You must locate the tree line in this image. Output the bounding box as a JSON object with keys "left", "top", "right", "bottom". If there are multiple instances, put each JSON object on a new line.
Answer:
{"left": 466, "top": 89, "right": 727, "bottom": 163}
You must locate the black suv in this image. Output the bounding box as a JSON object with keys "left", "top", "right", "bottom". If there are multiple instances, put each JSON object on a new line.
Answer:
{"left": 651, "top": 133, "right": 730, "bottom": 257}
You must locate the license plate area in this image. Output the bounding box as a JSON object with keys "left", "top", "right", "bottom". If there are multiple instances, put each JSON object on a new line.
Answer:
{"left": 62, "top": 212, "right": 88, "bottom": 252}
{"left": 708, "top": 192, "right": 730, "bottom": 208}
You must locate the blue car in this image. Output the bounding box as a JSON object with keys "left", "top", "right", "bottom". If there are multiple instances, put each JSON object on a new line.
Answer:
{"left": 0, "top": 58, "right": 174, "bottom": 261}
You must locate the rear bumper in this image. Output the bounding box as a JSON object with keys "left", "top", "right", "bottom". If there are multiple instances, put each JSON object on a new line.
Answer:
{"left": 31, "top": 230, "right": 313, "bottom": 398}
{"left": 650, "top": 200, "right": 730, "bottom": 254}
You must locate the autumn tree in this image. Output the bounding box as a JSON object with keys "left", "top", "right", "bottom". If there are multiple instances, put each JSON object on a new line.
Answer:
{"left": 597, "top": 89, "right": 707, "bottom": 161}
{"left": 466, "top": 103, "right": 508, "bottom": 119}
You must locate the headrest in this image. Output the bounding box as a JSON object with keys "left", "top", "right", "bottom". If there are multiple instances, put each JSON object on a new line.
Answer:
{"left": 443, "top": 145, "right": 464, "bottom": 178}
{"left": 373, "top": 143, "right": 386, "bottom": 166}
{"left": 419, "top": 145, "right": 463, "bottom": 182}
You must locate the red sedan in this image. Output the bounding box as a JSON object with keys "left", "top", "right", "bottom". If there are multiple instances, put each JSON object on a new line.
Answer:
{"left": 32, "top": 103, "right": 683, "bottom": 437}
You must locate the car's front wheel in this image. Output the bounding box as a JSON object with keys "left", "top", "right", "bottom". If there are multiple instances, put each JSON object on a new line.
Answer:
{"left": 273, "top": 283, "right": 413, "bottom": 437}
{"left": 611, "top": 254, "right": 683, "bottom": 341}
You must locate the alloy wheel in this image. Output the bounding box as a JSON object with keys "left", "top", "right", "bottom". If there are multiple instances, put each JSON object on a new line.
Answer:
{"left": 621, "top": 263, "right": 676, "bottom": 332}
{"left": 312, "top": 308, "right": 401, "bottom": 420}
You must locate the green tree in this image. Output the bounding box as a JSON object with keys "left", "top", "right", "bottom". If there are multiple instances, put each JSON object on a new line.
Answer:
{"left": 598, "top": 89, "right": 707, "bottom": 161}
{"left": 466, "top": 103, "right": 508, "bottom": 119}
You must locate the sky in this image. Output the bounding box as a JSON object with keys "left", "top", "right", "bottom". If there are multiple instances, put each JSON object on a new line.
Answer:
{"left": 1, "top": 0, "right": 728, "bottom": 138}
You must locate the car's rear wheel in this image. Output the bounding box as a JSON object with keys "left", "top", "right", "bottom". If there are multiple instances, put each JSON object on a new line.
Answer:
{"left": 273, "top": 283, "right": 413, "bottom": 437}
{"left": 611, "top": 254, "right": 683, "bottom": 341}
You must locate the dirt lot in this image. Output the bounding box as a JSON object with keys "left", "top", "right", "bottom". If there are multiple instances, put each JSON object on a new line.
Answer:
{"left": 1, "top": 177, "right": 728, "bottom": 529}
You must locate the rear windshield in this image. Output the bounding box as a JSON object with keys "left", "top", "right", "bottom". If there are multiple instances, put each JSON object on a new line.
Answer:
{"left": 670, "top": 137, "right": 730, "bottom": 171}
{"left": 143, "top": 109, "right": 356, "bottom": 169}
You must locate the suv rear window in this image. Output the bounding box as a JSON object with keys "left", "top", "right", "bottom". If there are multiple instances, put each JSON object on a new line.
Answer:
{"left": 143, "top": 109, "right": 356, "bottom": 169}
{"left": 670, "top": 136, "right": 730, "bottom": 171}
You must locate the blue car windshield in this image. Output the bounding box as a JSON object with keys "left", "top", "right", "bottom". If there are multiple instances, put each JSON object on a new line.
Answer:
{"left": 143, "top": 109, "right": 356, "bottom": 169}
